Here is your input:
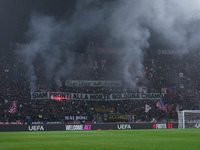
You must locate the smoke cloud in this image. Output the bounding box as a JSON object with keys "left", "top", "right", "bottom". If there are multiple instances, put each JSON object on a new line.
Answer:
{"left": 19, "top": 0, "right": 200, "bottom": 89}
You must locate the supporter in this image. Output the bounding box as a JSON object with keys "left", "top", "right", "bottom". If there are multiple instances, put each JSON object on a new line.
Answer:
{"left": 0, "top": 46, "right": 200, "bottom": 124}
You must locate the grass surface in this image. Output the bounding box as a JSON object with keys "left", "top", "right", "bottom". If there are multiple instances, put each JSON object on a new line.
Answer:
{"left": 0, "top": 129, "right": 200, "bottom": 150}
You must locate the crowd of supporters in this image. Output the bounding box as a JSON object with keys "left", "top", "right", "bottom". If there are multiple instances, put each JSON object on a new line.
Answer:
{"left": 0, "top": 45, "right": 200, "bottom": 124}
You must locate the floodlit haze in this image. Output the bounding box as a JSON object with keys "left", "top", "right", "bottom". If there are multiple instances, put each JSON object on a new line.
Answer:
{"left": 1, "top": 0, "right": 200, "bottom": 88}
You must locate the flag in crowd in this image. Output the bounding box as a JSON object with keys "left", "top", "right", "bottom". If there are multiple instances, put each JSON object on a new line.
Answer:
{"left": 7, "top": 101, "right": 18, "bottom": 114}
{"left": 156, "top": 99, "right": 167, "bottom": 111}
{"left": 145, "top": 104, "right": 151, "bottom": 113}
{"left": 168, "top": 87, "right": 176, "bottom": 99}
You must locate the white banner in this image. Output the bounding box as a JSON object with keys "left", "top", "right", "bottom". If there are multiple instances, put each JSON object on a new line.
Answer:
{"left": 31, "top": 92, "right": 165, "bottom": 100}
{"left": 65, "top": 80, "right": 121, "bottom": 87}
{"left": 65, "top": 116, "right": 88, "bottom": 121}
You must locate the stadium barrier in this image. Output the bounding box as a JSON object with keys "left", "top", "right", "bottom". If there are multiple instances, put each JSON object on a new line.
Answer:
{"left": 0, "top": 123, "right": 178, "bottom": 132}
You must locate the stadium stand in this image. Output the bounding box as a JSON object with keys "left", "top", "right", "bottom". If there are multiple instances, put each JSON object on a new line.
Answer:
{"left": 0, "top": 45, "right": 199, "bottom": 124}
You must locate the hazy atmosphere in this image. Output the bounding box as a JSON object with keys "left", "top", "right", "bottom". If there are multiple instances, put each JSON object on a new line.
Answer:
{"left": 1, "top": 1, "right": 200, "bottom": 147}
{"left": 2, "top": 0, "right": 200, "bottom": 88}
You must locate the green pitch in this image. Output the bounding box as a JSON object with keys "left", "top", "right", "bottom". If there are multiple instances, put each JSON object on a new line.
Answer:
{"left": 0, "top": 129, "right": 200, "bottom": 150}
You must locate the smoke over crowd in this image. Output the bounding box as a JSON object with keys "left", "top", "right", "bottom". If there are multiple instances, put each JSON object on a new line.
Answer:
{"left": 19, "top": 0, "right": 200, "bottom": 89}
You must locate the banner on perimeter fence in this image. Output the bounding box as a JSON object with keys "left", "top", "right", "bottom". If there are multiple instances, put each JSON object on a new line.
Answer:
{"left": 31, "top": 92, "right": 165, "bottom": 100}
{"left": 0, "top": 123, "right": 178, "bottom": 132}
